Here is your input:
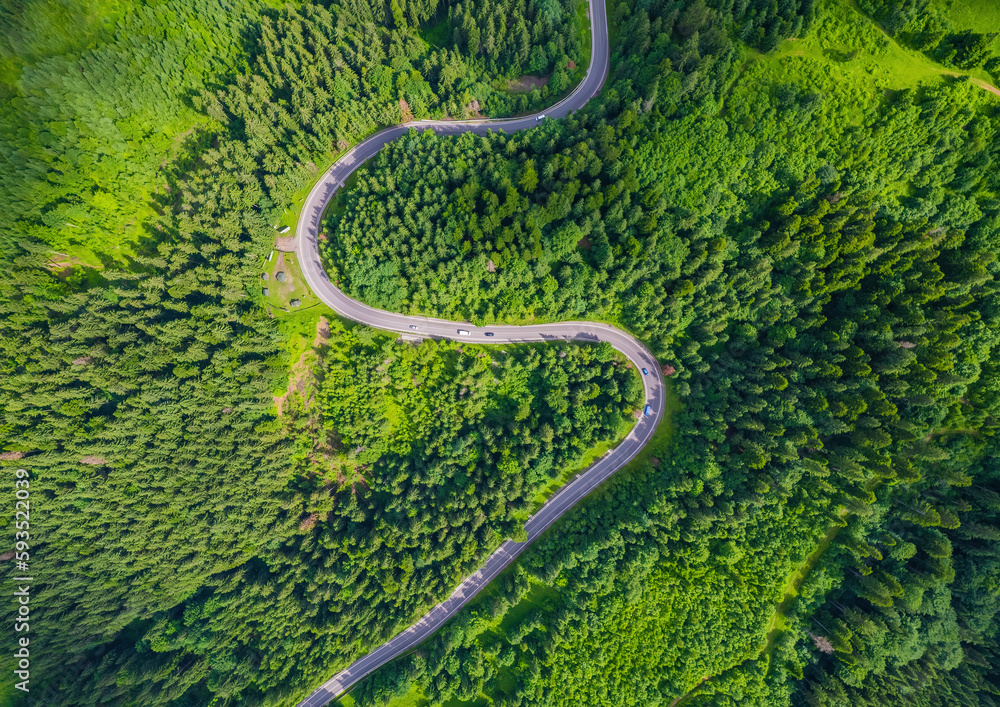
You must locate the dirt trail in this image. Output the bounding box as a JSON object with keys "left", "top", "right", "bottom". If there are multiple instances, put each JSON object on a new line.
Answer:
{"left": 931, "top": 67, "right": 1000, "bottom": 97}
{"left": 971, "top": 78, "right": 1000, "bottom": 97}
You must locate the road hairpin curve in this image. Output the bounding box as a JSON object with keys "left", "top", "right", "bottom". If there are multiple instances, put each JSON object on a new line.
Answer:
{"left": 292, "top": 3, "right": 664, "bottom": 703}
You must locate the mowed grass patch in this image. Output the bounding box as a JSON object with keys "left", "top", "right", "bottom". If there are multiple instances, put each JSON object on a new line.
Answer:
{"left": 261, "top": 250, "right": 323, "bottom": 315}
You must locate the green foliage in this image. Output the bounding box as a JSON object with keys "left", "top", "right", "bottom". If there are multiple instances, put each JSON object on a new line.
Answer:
{"left": 0, "top": 0, "right": 595, "bottom": 703}
{"left": 0, "top": 0, "right": 271, "bottom": 261}
{"left": 13, "top": 317, "right": 636, "bottom": 705}
{"left": 784, "top": 437, "right": 1000, "bottom": 707}
{"left": 0, "top": 0, "right": 584, "bottom": 265}
{"left": 856, "top": 0, "right": 1000, "bottom": 73}
{"left": 2, "top": 0, "right": 999, "bottom": 705}
{"left": 321, "top": 2, "right": 1000, "bottom": 706}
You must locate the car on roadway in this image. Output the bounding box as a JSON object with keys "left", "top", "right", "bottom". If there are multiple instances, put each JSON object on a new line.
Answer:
{"left": 484, "top": 332, "right": 494, "bottom": 337}
{"left": 644, "top": 404, "right": 652, "bottom": 416}
{"left": 457, "top": 329, "right": 470, "bottom": 336}
{"left": 642, "top": 368, "right": 649, "bottom": 376}
{"left": 536, "top": 114, "right": 546, "bottom": 121}
{"left": 409, "top": 325, "right": 418, "bottom": 330}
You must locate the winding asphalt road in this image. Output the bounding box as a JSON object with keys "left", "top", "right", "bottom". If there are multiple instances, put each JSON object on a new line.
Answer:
{"left": 293, "top": 1, "right": 666, "bottom": 704}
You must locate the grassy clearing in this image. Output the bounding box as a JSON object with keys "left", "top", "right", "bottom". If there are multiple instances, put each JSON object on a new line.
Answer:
{"left": 260, "top": 250, "right": 325, "bottom": 316}
{"left": 927, "top": 0, "right": 1000, "bottom": 35}
{"left": 755, "top": 0, "right": 998, "bottom": 105}
{"left": 497, "top": 581, "right": 561, "bottom": 635}
{"left": 268, "top": 303, "right": 341, "bottom": 397}
{"left": 766, "top": 0, "right": 949, "bottom": 92}
{"left": 272, "top": 302, "right": 341, "bottom": 361}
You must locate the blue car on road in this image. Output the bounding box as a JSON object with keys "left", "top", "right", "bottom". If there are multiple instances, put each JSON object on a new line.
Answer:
{"left": 642, "top": 368, "right": 648, "bottom": 376}
{"left": 644, "top": 404, "right": 652, "bottom": 416}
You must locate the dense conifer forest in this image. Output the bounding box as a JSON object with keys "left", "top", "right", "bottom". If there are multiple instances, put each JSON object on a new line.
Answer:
{"left": 0, "top": 0, "right": 998, "bottom": 706}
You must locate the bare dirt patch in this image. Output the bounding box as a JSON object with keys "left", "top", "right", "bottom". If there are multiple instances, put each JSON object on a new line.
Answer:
{"left": 508, "top": 75, "right": 549, "bottom": 93}
{"left": 274, "top": 236, "right": 295, "bottom": 251}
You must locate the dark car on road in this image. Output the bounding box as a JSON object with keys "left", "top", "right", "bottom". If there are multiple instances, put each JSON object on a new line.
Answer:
{"left": 484, "top": 332, "right": 494, "bottom": 336}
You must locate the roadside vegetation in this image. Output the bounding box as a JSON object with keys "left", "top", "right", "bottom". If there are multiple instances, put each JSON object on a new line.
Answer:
{"left": 319, "top": 0, "right": 1000, "bottom": 706}
{"left": 0, "top": 0, "right": 620, "bottom": 703}
{"left": 0, "top": 0, "right": 998, "bottom": 706}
